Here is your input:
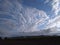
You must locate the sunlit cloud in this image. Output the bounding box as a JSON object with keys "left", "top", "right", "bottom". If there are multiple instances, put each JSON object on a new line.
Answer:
{"left": 45, "top": 0, "right": 60, "bottom": 31}
{"left": 1, "top": 0, "right": 60, "bottom": 38}
{"left": 0, "top": 0, "right": 50, "bottom": 38}
{"left": 52, "top": 0, "right": 60, "bottom": 16}
{"left": 44, "top": 0, "right": 50, "bottom": 4}
{"left": 46, "top": 15, "right": 60, "bottom": 32}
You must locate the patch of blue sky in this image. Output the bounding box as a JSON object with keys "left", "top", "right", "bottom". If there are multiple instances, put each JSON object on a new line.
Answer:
{"left": 37, "top": 19, "right": 48, "bottom": 30}
{"left": 0, "top": 0, "right": 5, "bottom": 4}
{"left": 0, "top": 14, "right": 18, "bottom": 22}
{"left": 36, "top": 15, "right": 41, "bottom": 19}
{"left": 0, "top": 14, "right": 13, "bottom": 19}
{"left": 17, "top": 0, "right": 54, "bottom": 30}
{"left": 22, "top": 0, "right": 52, "bottom": 13}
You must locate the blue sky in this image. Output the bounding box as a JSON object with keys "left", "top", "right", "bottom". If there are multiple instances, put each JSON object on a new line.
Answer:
{"left": 0, "top": 0, "right": 60, "bottom": 38}
{"left": 19, "top": 0, "right": 57, "bottom": 19}
{"left": 0, "top": 0, "right": 56, "bottom": 31}
{"left": 20, "top": 0, "right": 52, "bottom": 29}
{"left": 22, "top": 0, "right": 52, "bottom": 15}
{"left": 20, "top": 0, "right": 60, "bottom": 30}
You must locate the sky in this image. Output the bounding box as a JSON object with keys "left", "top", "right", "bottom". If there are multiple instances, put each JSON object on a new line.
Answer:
{"left": 0, "top": 0, "right": 60, "bottom": 38}
{"left": 19, "top": 0, "right": 60, "bottom": 29}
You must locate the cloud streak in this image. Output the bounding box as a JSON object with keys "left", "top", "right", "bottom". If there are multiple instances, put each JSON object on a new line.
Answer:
{"left": 0, "top": 0, "right": 49, "bottom": 38}
{"left": 52, "top": 0, "right": 60, "bottom": 16}
{"left": 44, "top": 0, "right": 60, "bottom": 33}
{"left": 44, "top": 0, "right": 50, "bottom": 4}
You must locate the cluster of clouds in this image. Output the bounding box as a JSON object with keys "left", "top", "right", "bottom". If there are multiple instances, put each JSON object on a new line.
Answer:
{"left": 52, "top": 0, "right": 60, "bottom": 16}
{"left": 0, "top": 0, "right": 60, "bottom": 38}
{"left": 0, "top": 0, "right": 49, "bottom": 38}
{"left": 45, "top": 0, "right": 60, "bottom": 33}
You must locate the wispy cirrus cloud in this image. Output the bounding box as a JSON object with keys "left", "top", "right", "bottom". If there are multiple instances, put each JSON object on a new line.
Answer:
{"left": 44, "top": 0, "right": 50, "bottom": 4}
{"left": 52, "top": 0, "right": 60, "bottom": 16}
{"left": 45, "top": 0, "right": 60, "bottom": 29}
{"left": 0, "top": 0, "right": 49, "bottom": 38}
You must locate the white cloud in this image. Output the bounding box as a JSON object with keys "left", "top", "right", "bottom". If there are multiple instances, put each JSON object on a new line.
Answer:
{"left": 23, "top": 8, "right": 49, "bottom": 32}
{"left": 0, "top": 0, "right": 50, "bottom": 38}
{"left": 44, "top": 0, "right": 60, "bottom": 32}
{"left": 1, "top": 0, "right": 60, "bottom": 38}
{"left": 45, "top": 15, "right": 60, "bottom": 32}
{"left": 44, "top": 0, "right": 50, "bottom": 4}
{"left": 52, "top": 0, "right": 60, "bottom": 16}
